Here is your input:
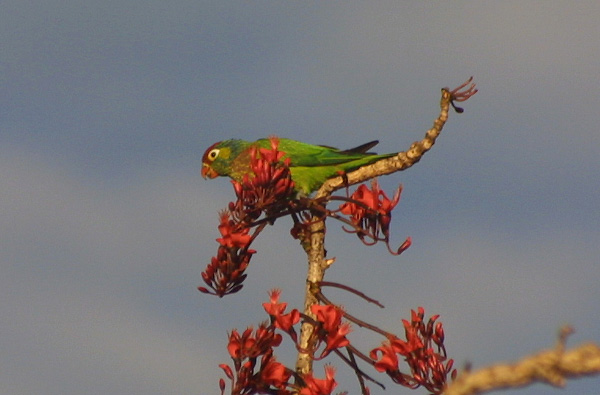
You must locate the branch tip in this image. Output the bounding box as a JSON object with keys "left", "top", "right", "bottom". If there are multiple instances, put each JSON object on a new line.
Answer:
{"left": 448, "top": 76, "right": 478, "bottom": 113}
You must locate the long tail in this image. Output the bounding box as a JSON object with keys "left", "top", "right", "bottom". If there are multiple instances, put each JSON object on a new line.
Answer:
{"left": 339, "top": 140, "right": 380, "bottom": 155}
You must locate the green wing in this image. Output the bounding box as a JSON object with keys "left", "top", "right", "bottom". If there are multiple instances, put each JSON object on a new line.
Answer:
{"left": 252, "top": 138, "right": 395, "bottom": 194}
{"left": 254, "top": 138, "right": 385, "bottom": 167}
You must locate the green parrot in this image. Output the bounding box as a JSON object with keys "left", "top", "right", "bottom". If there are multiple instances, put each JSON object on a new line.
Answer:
{"left": 201, "top": 138, "right": 396, "bottom": 194}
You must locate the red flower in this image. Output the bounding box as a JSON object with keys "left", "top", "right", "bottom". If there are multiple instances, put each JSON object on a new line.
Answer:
{"left": 369, "top": 307, "right": 456, "bottom": 394}
{"left": 322, "top": 322, "right": 351, "bottom": 356}
{"left": 311, "top": 304, "right": 344, "bottom": 332}
{"left": 339, "top": 179, "right": 408, "bottom": 254}
{"left": 370, "top": 342, "right": 399, "bottom": 372}
{"left": 262, "top": 289, "right": 300, "bottom": 331}
{"left": 262, "top": 289, "right": 286, "bottom": 316}
{"left": 198, "top": 243, "right": 255, "bottom": 297}
{"left": 300, "top": 365, "right": 338, "bottom": 395}
{"left": 226, "top": 328, "right": 245, "bottom": 359}
{"left": 310, "top": 304, "right": 351, "bottom": 358}
{"left": 259, "top": 356, "right": 292, "bottom": 390}
{"left": 340, "top": 179, "right": 400, "bottom": 226}
{"left": 216, "top": 211, "right": 252, "bottom": 249}
{"left": 199, "top": 211, "right": 257, "bottom": 297}
{"left": 226, "top": 324, "right": 282, "bottom": 360}
{"left": 219, "top": 363, "right": 234, "bottom": 380}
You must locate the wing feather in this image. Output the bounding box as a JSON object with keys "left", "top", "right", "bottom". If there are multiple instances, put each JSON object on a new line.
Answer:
{"left": 256, "top": 138, "right": 382, "bottom": 167}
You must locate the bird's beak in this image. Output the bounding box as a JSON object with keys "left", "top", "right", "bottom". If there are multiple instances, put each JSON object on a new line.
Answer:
{"left": 201, "top": 164, "right": 217, "bottom": 179}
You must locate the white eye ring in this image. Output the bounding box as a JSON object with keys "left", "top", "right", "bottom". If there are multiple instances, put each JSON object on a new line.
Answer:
{"left": 207, "top": 148, "right": 220, "bottom": 161}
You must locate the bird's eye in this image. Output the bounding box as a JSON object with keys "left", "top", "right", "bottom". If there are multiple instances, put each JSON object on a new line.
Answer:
{"left": 207, "top": 148, "right": 220, "bottom": 161}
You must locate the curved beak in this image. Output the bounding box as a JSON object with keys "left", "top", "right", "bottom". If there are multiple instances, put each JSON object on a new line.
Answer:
{"left": 201, "top": 163, "right": 218, "bottom": 179}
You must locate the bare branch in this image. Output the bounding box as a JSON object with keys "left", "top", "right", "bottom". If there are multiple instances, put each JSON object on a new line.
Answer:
{"left": 315, "top": 78, "right": 476, "bottom": 198}
{"left": 445, "top": 327, "right": 600, "bottom": 395}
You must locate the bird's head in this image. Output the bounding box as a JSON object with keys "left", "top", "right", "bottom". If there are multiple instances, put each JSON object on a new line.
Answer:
{"left": 201, "top": 140, "right": 245, "bottom": 179}
{"left": 201, "top": 141, "right": 226, "bottom": 179}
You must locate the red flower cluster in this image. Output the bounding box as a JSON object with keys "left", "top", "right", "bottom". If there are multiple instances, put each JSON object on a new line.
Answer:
{"left": 199, "top": 212, "right": 256, "bottom": 297}
{"left": 201, "top": 139, "right": 299, "bottom": 297}
{"left": 369, "top": 307, "right": 455, "bottom": 394}
{"left": 227, "top": 324, "right": 282, "bottom": 360}
{"left": 219, "top": 291, "right": 342, "bottom": 395}
{"left": 230, "top": 137, "right": 296, "bottom": 221}
{"left": 339, "top": 179, "right": 410, "bottom": 255}
{"left": 220, "top": 323, "right": 293, "bottom": 394}
{"left": 217, "top": 291, "right": 454, "bottom": 395}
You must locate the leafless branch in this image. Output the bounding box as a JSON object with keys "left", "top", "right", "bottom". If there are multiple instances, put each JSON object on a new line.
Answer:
{"left": 445, "top": 327, "right": 600, "bottom": 395}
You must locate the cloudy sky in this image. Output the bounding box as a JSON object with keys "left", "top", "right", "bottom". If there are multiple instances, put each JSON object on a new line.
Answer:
{"left": 2, "top": 2, "right": 599, "bottom": 395}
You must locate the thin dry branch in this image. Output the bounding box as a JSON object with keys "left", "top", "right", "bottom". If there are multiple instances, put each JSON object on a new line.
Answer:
{"left": 315, "top": 78, "right": 476, "bottom": 198}
{"left": 295, "top": 78, "right": 476, "bottom": 377}
{"left": 445, "top": 328, "right": 600, "bottom": 395}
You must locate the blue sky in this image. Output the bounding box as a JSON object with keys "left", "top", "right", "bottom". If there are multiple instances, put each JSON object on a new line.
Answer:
{"left": 2, "top": 2, "right": 599, "bottom": 394}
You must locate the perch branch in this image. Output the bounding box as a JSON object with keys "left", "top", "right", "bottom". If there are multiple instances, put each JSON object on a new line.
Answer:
{"left": 315, "top": 78, "right": 476, "bottom": 198}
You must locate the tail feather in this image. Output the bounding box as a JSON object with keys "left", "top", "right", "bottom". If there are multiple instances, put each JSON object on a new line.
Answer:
{"left": 338, "top": 140, "right": 380, "bottom": 155}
